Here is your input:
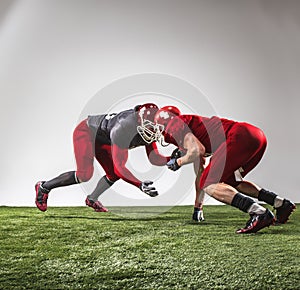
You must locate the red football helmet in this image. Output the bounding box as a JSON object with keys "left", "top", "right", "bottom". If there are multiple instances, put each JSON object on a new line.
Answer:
{"left": 136, "top": 103, "right": 164, "bottom": 144}
{"left": 154, "top": 105, "right": 181, "bottom": 128}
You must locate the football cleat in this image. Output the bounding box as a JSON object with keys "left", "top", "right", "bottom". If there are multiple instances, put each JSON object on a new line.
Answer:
{"left": 275, "top": 199, "right": 296, "bottom": 224}
{"left": 236, "top": 209, "right": 275, "bottom": 234}
{"left": 85, "top": 198, "right": 108, "bottom": 212}
{"left": 35, "top": 181, "right": 50, "bottom": 212}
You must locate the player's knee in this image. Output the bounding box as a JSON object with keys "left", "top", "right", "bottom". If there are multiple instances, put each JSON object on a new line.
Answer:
{"left": 203, "top": 184, "right": 218, "bottom": 197}
{"left": 106, "top": 174, "right": 120, "bottom": 183}
{"left": 76, "top": 169, "right": 94, "bottom": 182}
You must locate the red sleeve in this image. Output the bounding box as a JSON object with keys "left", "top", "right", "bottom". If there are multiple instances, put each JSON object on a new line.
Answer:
{"left": 145, "top": 142, "right": 170, "bottom": 166}
{"left": 111, "top": 144, "right": 141, "bottom": 188}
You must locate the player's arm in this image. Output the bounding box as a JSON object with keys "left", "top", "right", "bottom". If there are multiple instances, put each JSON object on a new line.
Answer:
{"left": 176, "top": 132, "right": 205, "bottom": 167}
{"left": 112, "top": 144, "right": 158, "bottom": 197}
{"left": 192, "top": 155, "right": 205, "bottom": 222}
{"left": 166, "top": 134, "right": 205, "bottom": 171}
{"left": 145, "top": 142, "right": 170, "bottom": 166}
{"left": 193, "top": 156, "right": 206, "bottom": 221}
{"left": 112, "top": 145, "right": 141, "bottom": 187}
{"left": 193, "top": 154, "right": 206, "bottom": 206}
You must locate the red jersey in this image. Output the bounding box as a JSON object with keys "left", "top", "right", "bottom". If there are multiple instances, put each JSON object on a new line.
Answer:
{"left": 164, "top": 115, "right": 236, "bottom": 153}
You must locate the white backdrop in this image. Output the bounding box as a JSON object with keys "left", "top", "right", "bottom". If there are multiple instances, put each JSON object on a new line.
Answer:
{"left": 0, "top": 0, "right": 299, "bottom": 206}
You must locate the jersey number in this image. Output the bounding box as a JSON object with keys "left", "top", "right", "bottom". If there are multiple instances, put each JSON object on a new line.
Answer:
{"left": 105, "top": 113, "right": 117, "bottom": 120}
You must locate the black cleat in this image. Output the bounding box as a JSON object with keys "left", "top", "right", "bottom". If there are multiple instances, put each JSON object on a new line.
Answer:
{"left": 236, "top": 209, "right": 275, "bottom": 234}
{"left": 275, "top": 199, "right": 296, "bottom": 224}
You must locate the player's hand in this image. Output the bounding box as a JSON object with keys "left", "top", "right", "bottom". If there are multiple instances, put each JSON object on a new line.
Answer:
{"left": 167, "top": 158, "right": 181, "bottom": 171}
{"left": 192, "top": 207, "right": 205, "bottom": 222}
{"left": 139, "top": 180, "right": 158, "bottom": 197}
{"left": 171, "top": 148, "right": 183, "bottom": 159}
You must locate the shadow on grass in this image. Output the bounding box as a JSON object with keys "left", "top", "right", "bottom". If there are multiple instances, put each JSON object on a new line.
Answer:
{"left": 43, "top": 214, "right": 182, "bottom": 222}
{"left": 266, "top": 225, "right": 298, "bottom": 235}
{"left": 42, "top": 214, "right": 251, "bottom": 227}
{"left": 44, "top": 215, "right": 101, "bottom": 220}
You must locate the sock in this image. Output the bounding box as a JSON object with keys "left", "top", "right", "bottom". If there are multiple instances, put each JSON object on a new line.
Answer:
{"left": 43, "top": 171, "right": 78, "bottom": 191}
{"left": 247, "top": 203, "right": 266, "bottom": 215}
{"left": 231, "top": 193, "right": 255, "bottom": 213}
{"left": 87, "top": 176, "right": 114, "bottom": 202}
{"left": 40, "top": 183, "right": 50, "bottom": 193}
{"left": 258, "top": 189, "right": 277, "bottom": 206}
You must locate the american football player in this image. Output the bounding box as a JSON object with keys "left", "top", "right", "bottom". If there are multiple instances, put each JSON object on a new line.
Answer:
{"left": 155, "top": 106, "right": 296, "bottom": 233}
{"left": 35, "top": 103, "right": 169, "bottom": 212}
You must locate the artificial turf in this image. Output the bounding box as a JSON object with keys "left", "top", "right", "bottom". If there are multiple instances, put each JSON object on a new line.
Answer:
{"left": 0, "top": 205, "right": 299, "bottom": 289}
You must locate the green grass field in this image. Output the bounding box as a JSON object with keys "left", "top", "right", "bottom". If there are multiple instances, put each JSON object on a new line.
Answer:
{"left": 0, "top": 205, "right": 299, "bottom": 289}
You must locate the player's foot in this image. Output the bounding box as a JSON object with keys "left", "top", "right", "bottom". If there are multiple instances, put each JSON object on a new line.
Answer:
{"left": 85, "top": 198, "right": 108, "bottom": 212}
{"left": 192, "top": 207, "right": 205, "bottom": 222}
{"left": 35, "top": 181, "right": 50, "bottom": 212}
{"left": 236, "top": 209, "right": 275, "bottom": 234}
{"left": 275, "top": 199, "right": 296, "bottom": 224}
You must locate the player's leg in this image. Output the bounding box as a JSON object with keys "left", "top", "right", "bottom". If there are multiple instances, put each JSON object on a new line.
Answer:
{"left": 237, "top": 180, "right": 281, "bottom": 207}
{"left": 35, "top": 120, "right": 94, "bottom": 211}
{"left": 200, "top": 123, "right": 275, "bottom": 233}
{"left": 233, "top": 124, "right": 296, "bottom": 224}
{"left": 237, "top": 181, "right": 296, "bottom": 224}
{"left": 85, "top": 144, "right": 120, "bottom": 212}
{"left": 201, "top": 163, "right": 274, "bottom": 234}
{"left": 39, "top": 171, "right": 80, "bottom": 192}
{"left": 204, "top": 182, "right": 275, "bottom": 233}
{"left": 84, "top": 176, "right": 110, "bottom": 212}
{"left": 231, "top": 127, "right": 266, "bottom": 199}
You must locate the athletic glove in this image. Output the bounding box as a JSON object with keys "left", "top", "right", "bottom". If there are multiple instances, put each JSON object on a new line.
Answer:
{"left": 167, "top": 148, "right": 185, "bottom": 171}
{"left": 170, "top": 148, "right": 183, "bottom": 159}
{"left": 192, "top": 207, "right": 205, "bottom": 222}
{"left": 139, "top": 180, "right": 158, "bottom": 197}
{"left": 167, "top": 158, "right": 181, "bottom": 171}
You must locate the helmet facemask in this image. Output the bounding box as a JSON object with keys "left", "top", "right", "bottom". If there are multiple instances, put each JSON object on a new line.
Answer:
{"left": 137, "top": 119, "right": 165, "bottom": 144}
{"left": 136, "top": 103, "right": 164, "bottom": 144}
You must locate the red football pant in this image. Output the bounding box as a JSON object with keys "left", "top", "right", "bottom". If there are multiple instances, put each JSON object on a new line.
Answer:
{"left": 73, "top": 120, "right": 119, "bottom": 183}
{"left": 199, "top": 122, "right": 267, "bottom": 189}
